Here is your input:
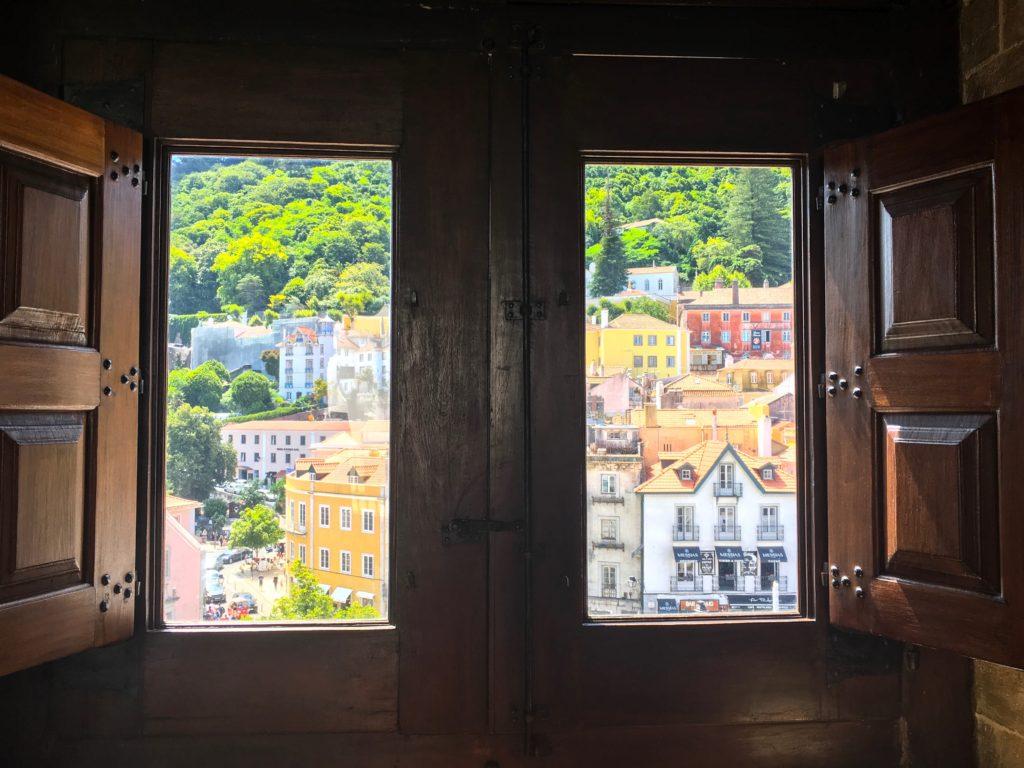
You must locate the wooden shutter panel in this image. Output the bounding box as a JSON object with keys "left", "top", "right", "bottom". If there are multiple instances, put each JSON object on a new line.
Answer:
{"left": 825, "top": 86, "right": 1024, "bottom": 666}
{"left": 0, "top": 76, "right": 141, "bottom": 675}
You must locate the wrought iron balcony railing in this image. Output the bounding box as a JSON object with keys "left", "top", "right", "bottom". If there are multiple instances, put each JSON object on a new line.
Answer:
{"left": 672, "top": 525, "right": 699, "bottom": 542}
{"left": 712, "top": 482, "right": 743, "bottom": 497}
{"left": 713, "top": 524, "right": 741, "bottom": 541}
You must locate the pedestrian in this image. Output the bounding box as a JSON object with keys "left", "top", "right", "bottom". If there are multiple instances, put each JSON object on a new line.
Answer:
{"left": 258, "top": 575, "right": 264, "bottom": 588}
{"left": 273, "top": 575, "right": 279, "bottom": 590}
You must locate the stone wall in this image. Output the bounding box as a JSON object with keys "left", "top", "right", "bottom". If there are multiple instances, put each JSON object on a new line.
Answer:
{"left": 961, "top": 0, "right": 1024, "bottom": 101}
{"left": 961, "top": 2, "right": 1024, "bottom": 765}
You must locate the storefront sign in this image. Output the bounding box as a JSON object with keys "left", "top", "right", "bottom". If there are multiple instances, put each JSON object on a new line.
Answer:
{"left": 699, "top": 550, "right": 715, "bottom": 574}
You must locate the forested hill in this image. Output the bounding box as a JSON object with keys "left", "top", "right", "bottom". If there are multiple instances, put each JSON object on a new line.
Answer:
{"left": 168, "top": 156, "right": 392, "bottom": 319}
{"left": 584, "top": 165, "right": 793, "bottom": 292}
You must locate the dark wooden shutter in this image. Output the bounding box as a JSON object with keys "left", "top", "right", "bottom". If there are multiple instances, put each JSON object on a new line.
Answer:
{"left": 825, "top": 86, "right": 1024, "bottom": 666}
{"left": 0, "top": 76, "right": 141, "bottom": 675}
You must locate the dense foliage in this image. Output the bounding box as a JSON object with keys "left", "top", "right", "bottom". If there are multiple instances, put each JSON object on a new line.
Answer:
{"left": 269, "top": 560, "right": 380, "bottom": 621}
{"left": 585, "top": 165, "right": 792, "bottom": 294}
{"left": 166, "top": 404, "right": 236, "bottom": 500}
{"left": 169, "top": 157, "right": 392, "bottom": 321}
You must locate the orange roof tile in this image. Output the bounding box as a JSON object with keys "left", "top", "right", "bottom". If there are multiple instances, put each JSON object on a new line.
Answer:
{"left": 606, "top": 313, "right": 678, "bottom": 331}
{"left": 677, "top": 282, "right": 793, "bottom": 308}
{"left": 635, "top": 440, "right": 795, "bottom": 494}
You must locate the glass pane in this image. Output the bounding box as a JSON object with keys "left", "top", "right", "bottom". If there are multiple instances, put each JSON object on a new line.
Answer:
{"left": 163, "top": 155, "right": 391, "bottom": 623}
{"left": 585, "top": 163, "right": 797, "bottom": 618}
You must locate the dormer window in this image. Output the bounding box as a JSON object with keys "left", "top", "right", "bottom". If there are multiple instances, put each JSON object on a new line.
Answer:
{"left": 762, "top": 467, "right": 774, "bottom": 481}
{"left": 347, "top": 468, "right": 361, "bottom": 483}
{"left": 680, "top": 468, "right": 692, "bottom": 480}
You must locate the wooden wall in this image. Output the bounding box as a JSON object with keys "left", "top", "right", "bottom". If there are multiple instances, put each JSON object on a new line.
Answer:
{"left": 0, "top": 2, "right": 969, "bottom": 766}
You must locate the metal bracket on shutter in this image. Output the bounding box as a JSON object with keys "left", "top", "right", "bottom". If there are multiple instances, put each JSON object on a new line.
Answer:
{"left": 503, "top": 300, "right": 546, "bottom": 322}
{"left": 442, "top": 517, "right": 523, "bottom": 545}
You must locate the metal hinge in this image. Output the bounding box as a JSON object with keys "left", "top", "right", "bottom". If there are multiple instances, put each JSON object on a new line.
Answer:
{"left": 442, "top": 517, "right": 523, "bottom": 545}
{"left": 503, "top": 299, "right": 546, "bottom": 322}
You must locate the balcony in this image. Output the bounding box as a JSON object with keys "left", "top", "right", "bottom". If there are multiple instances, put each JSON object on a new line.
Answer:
{"left": 601, "top": 587, "right": 618, "bottom": 598}
{"left": 590, "top": 494, "right": 625, "bottom": 505}
{"left": 672, "top": 525, "right": 699, "bottom": 541}
{"left": 670, "top": 576, "right": 702, "bottom": 593}
{"left": 714, "top": 524, "right": 741, "bottom": 541}
{"left": 757, "top": 525, "right": 784, "bottom": 541}
{"left": 593, "top": 538, "right": 625, "bottom": 551}
{"left": 712, "top": 482, "right": 743, "bottom": 497}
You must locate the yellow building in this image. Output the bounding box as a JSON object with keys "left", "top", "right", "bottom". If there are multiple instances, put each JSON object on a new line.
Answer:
{"left": 585, "top": 312, "right": 688, "bottom": 379}
{"left": 284, "top": 437, "right": 389, "bottom": 613}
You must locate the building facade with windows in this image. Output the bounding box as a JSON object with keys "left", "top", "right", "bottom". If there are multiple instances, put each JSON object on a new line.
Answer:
{"left": 221, "top": 419, "right": 353, "bottom": 483}
{"left": 625, "top": 265, "right": 680, "bottom": 299}
{"left": 584, "top": 312, "right": 688, "bottom": 379}
{"left": 677, "top": 281, "right": 794, "bottom": 361}
{"left": 283, "top": 446, "right": 389, "bottom": 612}
{"left": 637, "top": 440, "right": 797, "bottom": 614}
{"left": 163, "top": 494, "right": 203, "bottom": 623}
{"left": 276, "top": 317, "right": 338, "bottom": 401}
{"left": 717, "top": 358, "right": 795, "bottom": 394}
{"left": 586, "top": 426, "right": 643, "bottom": 615}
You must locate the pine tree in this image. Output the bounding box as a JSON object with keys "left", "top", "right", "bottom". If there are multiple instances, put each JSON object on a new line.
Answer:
{"left": 723, "top": 168, "right": 792, "bottom": 284}
{"left": 590, "top": 192, "right": 629, "bottom": 297}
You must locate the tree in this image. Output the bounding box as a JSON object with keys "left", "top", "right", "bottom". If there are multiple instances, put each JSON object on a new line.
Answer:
{"left": 723, "top": 167, "right": 792, "bottom": 284}
{"left": 261, "top": 349, "right": 280, "bottom": 380}
{"left": 228, "top": 370, "right": 276, "bottom": 414}
{"left": 590, "top": 196, "right": 628, "bottom": 297}
{"left": 212, "top": 233, "right": 291, "bottom": 311}
{"left": 334, "top": 262, "right": 389, "bottom": 316}
{"left": 269, "top": 478, "right": 286, "bottom": 515}
{"left": 166, "top": 404, "right": 235, "bottom": 500}
{"left": 270, "top": 560, "right": 380, "bottom": 620}
{"left": 238, "top": 479, "right": 266, "bottom": 511}
{"left": 229, "top": 504, "right": 284, "bottom": 570}
{"left": 195, "top": 359, "right": 230, "bottom": 385}
{"left": 177, "top": 367, "right": 225, "bottom": 411}
{"left": 693, "top": 264, "right": 753, "bottom": 291}
{"left": 203, "top": 497, "right": 228, "bottom": 532}
{"left": 312, "top": 378, "right": 328, "bottom": 404}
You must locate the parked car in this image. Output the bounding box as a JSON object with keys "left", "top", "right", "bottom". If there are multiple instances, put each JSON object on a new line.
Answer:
{"left": 215, "top": 548, "right": 250, "bottom": 566}
{"left": 203, "top": 578, "right": 226, "bottom": 605}
{"left": 230, "top": 593, "right": 258, "bottom": 614}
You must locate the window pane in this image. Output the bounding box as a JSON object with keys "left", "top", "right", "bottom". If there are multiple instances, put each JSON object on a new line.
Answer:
{"left": 585, "top": 163, "right": 797, "bottom": 617}
{"left": 163, "top": 154, "right": 391, "bottom": 623}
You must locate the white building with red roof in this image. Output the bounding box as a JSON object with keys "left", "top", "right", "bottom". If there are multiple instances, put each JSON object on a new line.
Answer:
{"left": 636, "top": 439, "right": 797, "bottom": 615}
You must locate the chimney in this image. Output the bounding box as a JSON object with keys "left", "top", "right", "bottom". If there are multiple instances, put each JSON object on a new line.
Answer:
{"left": 644, "top": 403, "right": 658, "bottom": 428}
{"left": 763, "top": 278, "right": 770, "bottom": 288}
{"left": 755, "top": 405, "right": 772, "bottom": 457}
{"left": 714, "top": 277, "right": 724, "bottom": 289}
{"left": 711, "top": 409, "right": 719, "bottom": 441}
{"left": 655, "top": 379, "right": 664, "bottom": 409}
{"left": 600, "top": 308, "right": 610, "bottom": 328}
{"left": 732, "top": 279, "right": 739, "bottom": 305}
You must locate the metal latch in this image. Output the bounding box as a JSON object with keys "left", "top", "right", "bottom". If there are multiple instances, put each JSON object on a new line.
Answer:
{"left": 503, "top": 300, "right": 546, "bottom": 322}
{"left": 442, "top": 517, "right": 523, "bottom": 545}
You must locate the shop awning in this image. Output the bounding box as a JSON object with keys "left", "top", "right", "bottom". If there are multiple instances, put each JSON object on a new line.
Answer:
{"left": 318, "top": 583, "right": 330, "bottom": 593}
{"left": 757, "top": 546, "right": 787, "bottom": 562}
{"left": 715, "top": 546, "right": 745, "bottom": 561}
{"left": 672, "top": 545, "right": 700, "bottom": 562}
{"left": 331, "top": 586, "right": 353, "bottom": 603}
{"left": 356, "top": 591, "right": 374, "bottom": 600}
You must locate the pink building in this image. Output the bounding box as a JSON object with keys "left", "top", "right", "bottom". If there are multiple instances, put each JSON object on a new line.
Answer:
{"left": 163, "top": 495, "right": 203, "bottom": 623}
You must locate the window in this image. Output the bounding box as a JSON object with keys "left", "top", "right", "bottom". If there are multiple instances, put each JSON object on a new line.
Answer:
{"left": 240, "top": 452, "right": 247, "bottom": 462}
{"left": 750, "top": 372, "right": 758, "bottom": 384}
{"left": 298, "top": 503, "right": 306, "bottom": 530}
{"left": 254, "top": 434, "right": 260, "bottom": 445}
{"left": 583, "top": 162, "right": 797, "bottom": 619}
{"left": 299, "top": 545, "right": 307, "bottom": 565}
{"left": 319, "top": 504, "right": 330, "bottom": 527}
{"left": 285, "top": 435, "right": 292, "bottom": 446}
{"left": 644, "top": 279, "right": 650, "bottom": 290}
{"left": 762, "top": 468, "right": 775, "bottom": 480}
{"left": 601, "top": 564, "right": 617, "bottom": 597}
{"left": 270, "top": 453, "right": 277, "bottom": 463}
{"left": 782, "top": 330, "right": 792, "bottom": 342}
{"left": 227, "top": 435, "right": 233, "bottom": 444}
{"left": 340, "top": 507, "right": 352, "bottom": 530}
{"left": 766, "top": 372, "right": 774, "bottom": 385}
{"left": 270, "top": 435, "right": 277, "bottom": 445}
{"left": 340, "top": 551, "right": 352, "bottom": 574}
{"left": 362, "top": 554, "right": 375, "bottom": 577}
{"left": 300, "top": 435, "right": 307, "bottom": 446}
{"left": 254, "top": 453, "right": 260, "bottom": 462}
{"left": 783, "top": 311, "right": 791, "bottom": 321}
{"left": 362, "top": 509, "right": 374, "bottom": 533}
{"left": 319, "top": 547, "right": 330, "bottom": 569}
{"left": 657, "top": 279, "right": 663, "bottom": 290}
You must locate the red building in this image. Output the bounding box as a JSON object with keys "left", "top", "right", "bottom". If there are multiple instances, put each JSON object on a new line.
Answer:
{"left": 677, "top": 281, "right": 794, "bottom": 361}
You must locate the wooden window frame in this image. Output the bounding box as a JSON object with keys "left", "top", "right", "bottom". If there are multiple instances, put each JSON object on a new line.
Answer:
{"left": 141, "top": 139, "right": 398, "bottom": 633}
{"left": 578, "top": 151, "right": 819, "bottom": 627}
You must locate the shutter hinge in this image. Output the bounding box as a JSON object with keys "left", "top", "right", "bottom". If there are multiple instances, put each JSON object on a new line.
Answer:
{"left": 503, "top": 299, "right": 546, "bottom": 322}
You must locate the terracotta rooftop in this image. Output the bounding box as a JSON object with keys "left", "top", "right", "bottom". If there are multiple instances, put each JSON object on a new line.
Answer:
{"left": 606, "top": 313, "right": 679, "bottom": 331}
{"left": 635, "top": 440, "right": 795, "bottom": 494}
{"left": 677, "top": 282, "right": 794, "bottom": 308}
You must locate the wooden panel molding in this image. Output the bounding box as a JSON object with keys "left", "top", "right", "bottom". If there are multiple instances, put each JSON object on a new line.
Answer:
{"left": 879, "top": 413, "right": 999, "bottom": 594}
{"left": 875, "top": 165, "right": 994, "bottom": 353}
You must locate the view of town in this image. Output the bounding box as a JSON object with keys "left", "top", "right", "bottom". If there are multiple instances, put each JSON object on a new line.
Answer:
{"left": 163, "top": 155, "right": 391, "bottom": 623}
{"left": 583, "top": 164, "right": 798, "bottom": 616}
{"left": 162, "top": 157, "right": 796, "bottom": 624}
